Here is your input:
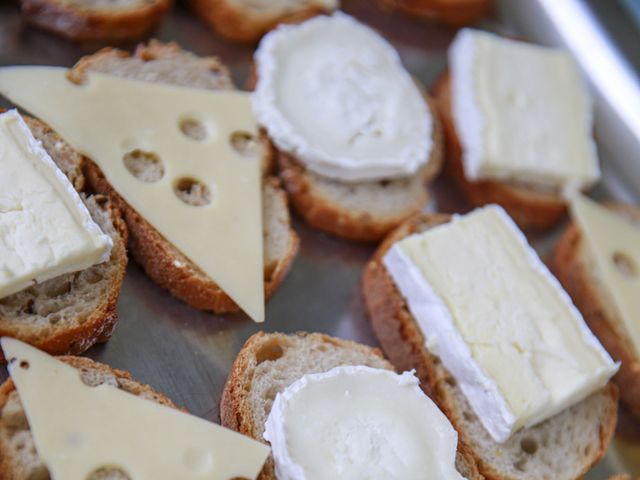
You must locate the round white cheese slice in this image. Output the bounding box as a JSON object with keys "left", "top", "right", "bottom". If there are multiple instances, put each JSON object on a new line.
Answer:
{"left": 264, "top": 366, "right": 465, "bottom": 480}
{"left": 252, "top": 13, "right": 433, "bottom": 182}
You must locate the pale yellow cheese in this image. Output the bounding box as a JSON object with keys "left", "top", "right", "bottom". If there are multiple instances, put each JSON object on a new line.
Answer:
{"left": 571, "top": 195, "right": 640, "bottom": 355}
{"left": 0, "top": 67, "right": 264, "bottom": 322}
{"left": 0, "top": 110, "right": 112, "bottom": 299}
{"left": 1, "top": 337, "right": 270, "bottom": 480}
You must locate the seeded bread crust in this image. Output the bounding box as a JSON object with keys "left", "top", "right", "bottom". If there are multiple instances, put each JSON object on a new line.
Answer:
{"left": 220, "top": 331, "right": 483, "bottom": 480}
{"left": 188, "top": 0, "right": 336, "bottom": 44}
{"left": 70, "top": 41, "right": 299, "bottom": 314}
{"left": 432, "top": 73, "right": 568, "bottom": 231}
{"left": 362, "top": 213, "right": 619, "bottom": 480}
{"left": 276, "top": 96, "right": 444, "bottom": 243}
{"left": 20, "top": 0, "right": 172, "bottom": 42}
{"left": 378, "top": 0, "right": 492, "bottom": 25}
{"left": 551, "top": 205, "right": 640, "bottom": 418}
{"left": 0, "top": 355, "right": 178, "bottom": 480}
{"left": 0, "top": 117, "right": 127, "bottom": 362}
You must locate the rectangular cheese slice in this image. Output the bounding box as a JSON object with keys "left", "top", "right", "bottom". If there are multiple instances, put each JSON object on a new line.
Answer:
{"left": 571, "top": 195, "right": 640, "bottom": 355}
{"left": 383, "top": 205, "right": 617, "bottom": 442}
{"left": 1, "top": 337, "right": 270, "bottom": 480}
{"left": 0, "top": 67, "right": 265, "bottom": 322}
{"left": 449, "top": 29, "right": 600, "bottom": 191}
{"left": 0, "top": 110, "right": 112, "bottom": 299}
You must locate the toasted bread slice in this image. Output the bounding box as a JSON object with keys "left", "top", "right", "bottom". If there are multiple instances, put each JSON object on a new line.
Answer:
{"left": 188, "top": 0, "right": 337, "bottom": 44}
{"left": 362, "top": 213, "right": 619, "bottom": 480}
{"left": 0, "top": 355, "right": 178, "bottom": 479}
{"left": 69, "top": 41, "right": 299, "bottom": 314}
{"left": 432, "top": 73, "right": 567, "bottom": 231}
{"left": 378, "top": 0, "right": 492, "bottom": 25}
{"left": 551, "top": 204, "right": 640, "bottom": 418}
{"left": 20, "top": 0, "right": 172, "bottom": 43}
{"left": 220, "top": 331, "right": 483, "bottom": 480}
{"left": 0, "top": 117, "right": 127, "bottom": 362}
{"left": 276, "top": 97, "right": 444, "bottom": 243}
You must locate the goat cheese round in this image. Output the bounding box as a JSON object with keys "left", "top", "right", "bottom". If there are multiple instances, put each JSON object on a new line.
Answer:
{"left": 253, "top": 13, "right": 433, "bottom": 182}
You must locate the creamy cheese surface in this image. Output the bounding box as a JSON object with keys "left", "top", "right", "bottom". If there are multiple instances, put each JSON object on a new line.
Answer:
{"left": 571, "top": 195, "right": 640, "bottom": 356}
{"left": 253, "top": 13, "right": 432, "bottom": 182}
{"left": 264, "top": 366, "right": 464, "bottom": 480}
{"left": 449, "top": 29, "right": 600, "bottom": 191}
{"left": 0, "top": 110, "right": 112, "bottom": 299}
{"left": 384, "top": 206, "right": 618, "bottom": 443}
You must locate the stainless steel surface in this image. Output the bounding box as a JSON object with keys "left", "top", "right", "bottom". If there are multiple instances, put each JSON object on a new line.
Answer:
{"left": 1, "top": 0, "right": 639, "bottom": 477}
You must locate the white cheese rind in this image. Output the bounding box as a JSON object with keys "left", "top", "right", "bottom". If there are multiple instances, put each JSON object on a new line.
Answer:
{"left": 0, "top": 110, "right": 112, "bottom": 299}
{"left": 384, "top": 205, "right": 618, "bottom": 443}
{"left": 264, "top": 366, "right": 464, "bottom": 480}
{"left": 449, "top": 29, "right": 600, "bottom": 191}
{"left": 253, "top": 12, "right": 432, "bottom": 182}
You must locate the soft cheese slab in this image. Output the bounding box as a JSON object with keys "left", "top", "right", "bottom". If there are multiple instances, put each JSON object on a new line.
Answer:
{"left": 253, "top": 12, "right": 432, "bottom": 182}
{"left": 264, "top": 366, "right": 465, "bottom": 480}
{"left": 449, "top": 29, "right": 600, "bottom": 190}
{"left": 0, "top": 110, "right": 112, "bottom": 299}
{"left": 571, "top": 195, "right": 640, "bottom": 355}
{"left": 384, "top": 206, "right": 617, "bottom": 442}
{"left": 0, "top": 67, "right": 264, "bottom": 322}
{"left": 1, "top": 337, "right": 270, "bottom": 480}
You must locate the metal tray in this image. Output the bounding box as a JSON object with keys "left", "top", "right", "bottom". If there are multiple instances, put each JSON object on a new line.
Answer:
{"left": 1, "top": 0, "right": 639, "bottom": 477}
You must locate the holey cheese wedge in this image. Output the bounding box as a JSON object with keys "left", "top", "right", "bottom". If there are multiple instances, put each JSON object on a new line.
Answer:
{"left": 0, "top": 67, "right": 265, "bottom": 322}
{"left": 0, "top": 110, "right": 112, "bottom": 299}
{"left": 382, "top": 206, "right": 618, "bottom": 443}
{"left": 0, "top": 337, "right": 270, "bottom": 480}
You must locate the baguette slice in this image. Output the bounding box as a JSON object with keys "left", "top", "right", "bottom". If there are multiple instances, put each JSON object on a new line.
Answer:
{"left": 378, "top": 0, "right": 492, "bottom": 25}
{"left": 20, "top": 0, "right": 172, "bottom": 43}
{"left": 189, "top": 0, "right": 337, "bottom": 44}
{"left": 276, "top": 96, "right": 444, "bottom": 243}
{"left": 362, "top": 213, "right": 619, "bottom": 480}
{"left": 551, "top": 204, "right": 640, "bottom": 418}
{"left": 432, "top": 73, "right": 567, "bottom": 230}
{"left": 220, "top": 331, "right": 483, "bottom": 480}
{"left": 0, "top": 355, "right": 178, "bottom": 479}
{"left": 0, "top": 117, "right": 127, "bottom": 362}
{"left": 69, "top": 41, "right": 299, "bottom": 314}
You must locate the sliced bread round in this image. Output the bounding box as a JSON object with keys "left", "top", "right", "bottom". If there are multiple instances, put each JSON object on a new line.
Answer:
{"left": 20, "top": 0, "right": 172, "bottom": 42}
{"left": 551, "top": 205, "right": 640, "bottom": 418}
{"left": 69, "top": 41, "right": 299, "bottom": 314}
{"left": 362, "top": 213, "right": 619, "bottom": 480}
{"left": 220, "top": 331, "right": 483, "bottom": 480}
{"left": 0, "top": 355, "right": 177, "bottom": 479}
{"left": 0, "top": 117, "right": 127, "bottom": 361}
{"left": 432, "top": 73, "right": 568, "bottom": 231}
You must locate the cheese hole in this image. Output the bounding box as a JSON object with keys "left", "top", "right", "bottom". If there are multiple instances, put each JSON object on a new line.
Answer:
{"left": 173, "top": 178, "right": 212, "bottom": 206}
{"left": 255, "top": 340, "right": 285, "bottom": 364}
{"left": 520, "top": 437, "right": 538, "bottom": 455}
{"left": 123, "top": 150, "right": 164, "bottom": 183}
{"left": 230, "top": 131, "right": 261, "bottom": 158}
{"left": 19, "top": 360, "right": 29, "bottom": 370}
{"left": 612, "top": 251, "right": 637, "bottom": 277}
{"left": 87, "top": 467, "right": 131, "bottom": 480}
{"left": 184, "top": 448, "right": 214, "bottom": 474}
{"left": 179, "top": 117, "right": 208, "bottom": 141}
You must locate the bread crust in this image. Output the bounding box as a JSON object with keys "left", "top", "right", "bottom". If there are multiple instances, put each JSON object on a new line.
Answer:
{"left": 362, "top": 212, "right": 619, "bottom": 480}
{"left": 551, "top": 206, "right": 640, "bottom": 418}
{"left": 378, "top": 0, "right": 492, "bottom": 25}
{"left": 188, "top": 0, "right": 333, "bottom": 43}
{"left": 277, "top": 96, "right": 444, "bottom": 243}
{"left": 432, "top": 73, "right": 568, "bottom": 231}
{"left": 72, "top": 42, "right": 298, "bottom": 314}
{"left": 21, "top": 0, "right": 172, "bottom": 42}
{"left": 0, "top": 117, "right": 128, "bottom": 362}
